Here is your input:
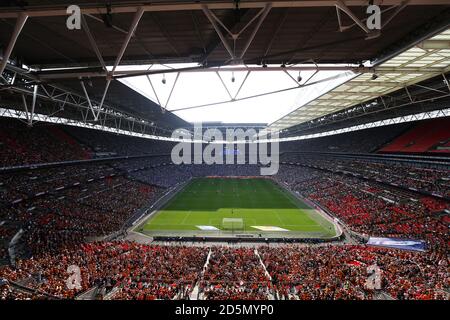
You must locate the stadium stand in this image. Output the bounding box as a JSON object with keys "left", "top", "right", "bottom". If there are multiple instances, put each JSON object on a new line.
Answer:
{"left": 0, "top": 122, "right": 449, "bottom": 300}
{"left": 260, "top": 245, "right": 448, "bottom": 300}
{"left": 280, "top": 154, "right": 450, "bottom": 198}
{"left": 199, "top": 247, "right": 272, "bottom": 300}
{"left": 64, "top": 126, "right": 175, "bottom": 157}
{"left": 0, "top": 242, "right": 447, "bottom": 300}
{"left": 1, "top": 0, "right": 449, "bottom": 304}
{"left": 281, "top": 123, "right": 412, "bottom": 154}
{"left": 0, "top": 163, "right": 164, "bottom": 260}
{"left": 276, "top": 159, "right": 449, "bottom": 252}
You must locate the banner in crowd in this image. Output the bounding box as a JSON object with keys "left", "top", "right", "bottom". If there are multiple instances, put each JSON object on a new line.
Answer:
{"left": 367, "top": 237, "right": 426, "bottom": 252}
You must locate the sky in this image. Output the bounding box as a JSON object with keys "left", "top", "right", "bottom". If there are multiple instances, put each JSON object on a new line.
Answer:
{"left": 116, "top": 64, "right": 355, "bottom": 125}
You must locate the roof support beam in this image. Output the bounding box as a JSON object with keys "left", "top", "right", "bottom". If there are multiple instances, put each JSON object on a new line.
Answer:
{"left": 381, "top": 0, "right": 410, "bottom": 29}
{"left": 19, "top": 85, "right": 37, "bottom": 126}
{"left": 335, "top": 2, "right": 407, "bottom": 33}
{"left": 111, "top": 7, "right": 145, "bottom": 74}
{"left": 443, "top": 73, "right": 450, "bottom": 92}
{"left": 2, "top": 64, "right": 177, "bottom": 136}
{"left": 335, "top": 0, "right": 379, "bottom": 39}
{"left": 151, "top": 13, "right": 181, "bottom": 57}
{"left": 146, "top": 75, "right": 162, "bottom": 107}
{"left": 202, "top": 3, "right": 272, "bottom": 62}
{"left": 85, "top": 13, "right": 155, "bottom": 60}
{"left": 0, "top": 107, "right": 187, "bottom": 142}
{"left": 334, "top": 2, "right": 413, "bottom": 41}
{"left": 169, "top": 71, "right": 349, "bottom": 112}
{"left": 239, "top": 3, "right": 272, "bottom": 59}
{"left": 375, "top": 67, "right": 448, "bottom": 74}
{"left": 262, "top": 9, "right": 289, "bottom": 58}
{"left": 191, "top": 11, "right": 207, "bottom": 55}
{"left": 81, "top": 15, "right": 106, "bottom": 71}
{"left": 202, "top": 5, "right": 235, "bottom": 60}
{"left": 37, "top": 65, "right": 371, "bottom": 80}
{"left": 99, "top": 7, "right": 145, "bottom": 116}
{"left": 0, "top": 12, "right": 27, "bottom": 76}
{"left": 79, "top": 79, "right": 98, "bottom": 120}
{"left": 30, "top": 84, "right": 37, "bottom": 124}
{"left": 164, "top": 72, "right": 180, "bottom": 111}
{"left": 215, "top": 71, "right": 233, "bottom": 100}
{"left": 417, "top": 40, "right": 450, "bottom": 50}
{"left": 234, "top": 71, "right": 250, "bottom": 100}
{"left": 21, "top": 94, "right": 30, "bottom": 124}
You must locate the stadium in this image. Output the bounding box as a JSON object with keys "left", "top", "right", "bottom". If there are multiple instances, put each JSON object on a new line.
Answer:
{"left": 0, "top": 0, "right": 449, "bottom": 303}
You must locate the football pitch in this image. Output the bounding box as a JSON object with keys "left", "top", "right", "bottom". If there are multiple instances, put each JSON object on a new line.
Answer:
{"left": 137, "top": 178, "right": 338, "bottom": 238}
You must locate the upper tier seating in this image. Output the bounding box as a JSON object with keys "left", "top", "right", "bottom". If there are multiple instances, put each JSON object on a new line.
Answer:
{"left": 280, "top": 123, "right": 411, "bottom": 154}
{"left": 0, "top": 119, "right": 91, "bottom": 168}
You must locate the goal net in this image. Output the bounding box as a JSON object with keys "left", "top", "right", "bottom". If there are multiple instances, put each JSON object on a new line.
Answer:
{"left": 222, "top": 218, "right": 244, "bottom": 231}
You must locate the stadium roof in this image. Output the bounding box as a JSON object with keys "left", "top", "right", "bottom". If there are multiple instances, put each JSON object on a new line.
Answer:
{"left": 1, "top": 1, "right": 448, "bottom": 67}
{"left": 0, "top": 1, "right": 449, "bottom": 138}
{"left": 117, "top": 63, "right": 356, "bottom": 124}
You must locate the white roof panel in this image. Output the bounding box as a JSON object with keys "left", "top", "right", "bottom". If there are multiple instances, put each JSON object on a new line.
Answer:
{"left": 268, "top": 28, "right": 450, "bottom": 132}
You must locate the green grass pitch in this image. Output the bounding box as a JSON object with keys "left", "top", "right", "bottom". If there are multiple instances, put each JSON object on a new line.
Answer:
{"left": 138, "top": 178, "right": 337, "bottom": 238}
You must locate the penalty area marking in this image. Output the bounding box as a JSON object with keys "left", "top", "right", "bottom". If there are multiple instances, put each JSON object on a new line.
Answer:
{"left": 251, "top": 226, "right": 290, "bottom": 231}
{"left": 196, "top": 225, "right": 220, "bottom": 231}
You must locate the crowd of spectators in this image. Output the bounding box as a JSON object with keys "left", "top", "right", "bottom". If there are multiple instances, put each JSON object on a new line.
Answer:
{"left": 1, "top": 164, "right": 163, "bottom": 260}
{"left": 0, "top": 119, "right": 91, "bottom": 167}
{"left": 282, "top": 154, "right": 449, "bottom": 198}
{"left": 64, "top": 126, "right": 175, "bottom": 157}
{"left": 111, "top": 244, "right": 208, "bottom": 300}
{"left": 0, "top": 242, "right": 208, "bottom": 300}
{"left": 1, "top": 152, "right": 448, "bottom": 266}
{"left": 1, "top": 281, "right": 47, "bottom": 300}
{"left": 111, "top": 158, "right": 261, "bottom": 188}
{"left": 199, "top": 247, "right": 272, "bottom": 300}
{"left": 1, "top": 118, "right": 449, "bottom": 301}
{"left": 280, "top": 123, "right": 412, "bottom": 154}
{"left": 0, "top": 118, "right": 177, "bottom": 168}
{"left": 260, "top": 245, "right": 448, "bottom": 300}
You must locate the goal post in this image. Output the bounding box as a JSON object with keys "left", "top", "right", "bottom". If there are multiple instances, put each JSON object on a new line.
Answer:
{"left": 222, "top": 218, "right": 244, "bottom": 231}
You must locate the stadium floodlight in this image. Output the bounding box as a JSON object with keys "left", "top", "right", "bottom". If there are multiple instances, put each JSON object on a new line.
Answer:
{"left": 162, "top": 74, "right": 166, "bottom": 84}
{"left": 297, "top": 72, "right": 302, "bottom": 83}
